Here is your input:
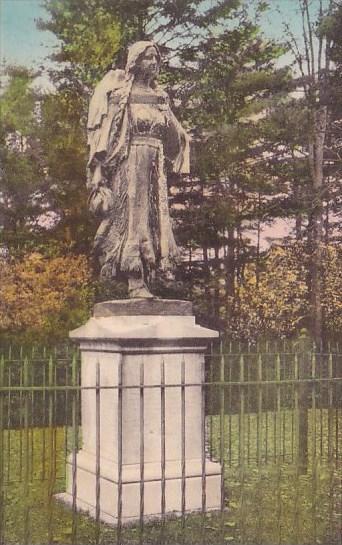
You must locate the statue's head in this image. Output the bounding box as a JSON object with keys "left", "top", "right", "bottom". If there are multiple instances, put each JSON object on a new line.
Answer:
{"left": 126, "top": 41, "right": 161, "bottom": 80}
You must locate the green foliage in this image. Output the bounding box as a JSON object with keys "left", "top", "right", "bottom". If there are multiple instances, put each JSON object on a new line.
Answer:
{"left": 0, "top": 150, "right": 44, "bottom": 230}
{"left": 0, "top": 67, "right": 48, "bottom": 234}
{"left": 0, "top": 66, "right": 36, "bottom": 134}
{"left": 40, "top": 1, "right": 122, "bottom": 85}
{"left": 168, "top": 12, "right": 294, "bottom": 331}
{"left": 37, "top": 89, "right": 93, "bottom": 249}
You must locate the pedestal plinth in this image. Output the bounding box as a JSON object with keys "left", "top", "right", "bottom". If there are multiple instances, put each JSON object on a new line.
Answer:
{"left": 59, "top": 299, "right": 221, "bottom": 525}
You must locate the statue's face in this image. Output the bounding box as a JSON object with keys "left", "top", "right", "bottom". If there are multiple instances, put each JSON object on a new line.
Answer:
{"left": 137, "top": 46, "right": 159, "bottom": 78}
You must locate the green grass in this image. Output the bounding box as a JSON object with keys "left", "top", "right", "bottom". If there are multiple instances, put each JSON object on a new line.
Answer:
{"left": 1, "top": 410, "right": 341, "bottom": 545}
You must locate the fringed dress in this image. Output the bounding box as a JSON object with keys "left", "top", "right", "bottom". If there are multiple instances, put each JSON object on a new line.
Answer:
{"left": 87, "top": 70, "right": 190, "bottom": 279}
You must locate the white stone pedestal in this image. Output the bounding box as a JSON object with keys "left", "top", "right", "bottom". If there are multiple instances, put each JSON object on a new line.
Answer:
{"left": 59, "top": 300, "right": 221, "bottom": 525}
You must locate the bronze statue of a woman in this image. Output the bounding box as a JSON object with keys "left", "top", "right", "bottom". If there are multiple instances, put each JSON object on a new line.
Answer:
{"left": 87, "top": 41, "right": 190, "bottom": 298}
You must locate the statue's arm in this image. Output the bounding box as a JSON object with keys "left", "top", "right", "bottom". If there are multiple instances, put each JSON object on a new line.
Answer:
{"left": 164, "top": 101, "right": 190, "bottom": 174}
{"left": 87, "top": 114, "right": 112, "bottom": 189}
{"left": 87, "top": 69, "right": 126, "bottom": 183}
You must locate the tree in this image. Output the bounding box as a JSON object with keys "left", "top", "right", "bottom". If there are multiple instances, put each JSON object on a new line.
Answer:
{"left": 39, "top": 0, "right": 248, "bottom": 86}
{"left": 36, "top": 87, "right": 93, "bottom": 251}
{"left": 0, "top": 252, "right": 93, "bottom": 344}
{"left": 281, "top": 0, "right": 342, "bottom": 343}
{"left": 0, "top": 67, "right": 47, "bottom": 241}
{"left": 0, "top": 66, "right": 37, "bottom": 134}
{"left": 170, "top": 11, "right": 292, "bottom": 328}
{"left": 222, "top": 242, "right": 342, "bottom": 341}
{"left": 39, "top": 1, "right": 122, "bottom": 86}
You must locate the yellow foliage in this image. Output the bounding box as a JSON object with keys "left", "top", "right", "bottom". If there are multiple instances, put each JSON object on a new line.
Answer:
{"left": 0, "top": 252, "right": 93, "bottom": 342}
{"left": 226, "top": 243, "right": 342, "bottom": 340}
{"left": 321, "top": 245, "right": 342, "bottom": 333}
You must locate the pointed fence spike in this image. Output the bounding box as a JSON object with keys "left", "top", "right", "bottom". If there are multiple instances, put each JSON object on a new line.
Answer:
{"left": 328, "top": 352, "right": 333, "bottom": 377}
{"left": 48, "top": 355, "right": 54, "bottom": 386}
{"left": 0, "top": 355, "right": 4, "bottom": 386}
{"left": 23, "top": 356, "right": 29, "bottom": 386}
{"left": 276, "top": 353, "right": 281, "bottom": 381}
{"left": 71, "top": 353, "right": 78, "bottom": 386}
{"left": 239, "top": 353, "right": 245, "bottom": 382}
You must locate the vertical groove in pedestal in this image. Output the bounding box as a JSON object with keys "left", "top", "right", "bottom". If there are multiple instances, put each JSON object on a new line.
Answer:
{"left": 95, "top": 362, "right": 101, "bottom": 543}
{"left": 139, "top": 360, "right": 144, "bottom": 535}
{"left": 117, "top": 359, "right": 123, "bottom": 541}
{"left": 181, "top": 357, "right": 186, "bottom": 525}
{"left": 160, "top": 359, "right": 166, "bottom": 527}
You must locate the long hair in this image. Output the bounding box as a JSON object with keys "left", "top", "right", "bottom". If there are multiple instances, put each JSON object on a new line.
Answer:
{"left": 110, "top": 42, "right": 161, "bottom": 140}
{"left": 107, "top": 41, "right": 161, "bottom": 173}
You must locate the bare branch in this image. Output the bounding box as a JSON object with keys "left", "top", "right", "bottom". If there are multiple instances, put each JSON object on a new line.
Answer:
{"left": 282, "top": 21, "right": 309, "bottom": 97}
{"left": 299, "top": 0, "right": 312, "bottom": 79}
{"left": 324, "top": 0, "right": 335, "bottom": 72}
{"left": 304, "top": 0, "right": 316, "bottom": 79}
{"left": 317, "top": 0, "right": 323, "bottom": 74}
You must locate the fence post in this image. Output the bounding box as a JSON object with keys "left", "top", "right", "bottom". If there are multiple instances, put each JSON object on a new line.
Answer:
{"left": 0, "top": 356, "right": 4, "bottom": 545}
{"left": 297, "top": 336, "right": 311, "bottom": 473}
{"left": 327, "top": 352, "right": 334, "bottom": 462}
{"left": 238, "top": 354, "right": 245, "bottom": 468}
{"left": 256, "top": 353, "right": 263, "bottom": 466}
{"left": 23, "top": 357, "right": 30, "bottom": 545}
{"left": 71, "top": 352, "right": 79, "bottom": 545}
{"left": 47, "top": 355, "right": 56, "bottom": 544}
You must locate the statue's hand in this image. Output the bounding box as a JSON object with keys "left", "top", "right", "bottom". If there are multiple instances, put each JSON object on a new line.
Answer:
{"left": 88, "top": 186, "right": 115, "bottom": 217}
{"left": 92, "top": 163, "right": 105, "bottom": 189}
{"left": 88, "top": 162, "right": 115, "bottom": 216}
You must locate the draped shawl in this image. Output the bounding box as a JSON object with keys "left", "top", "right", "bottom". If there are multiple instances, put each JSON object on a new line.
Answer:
{"left": 86, "top": 41, "right": 190, "bottom": 277}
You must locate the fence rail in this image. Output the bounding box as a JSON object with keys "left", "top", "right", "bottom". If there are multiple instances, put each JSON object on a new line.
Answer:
{"left": 0, "top": 344, "right": 341, "bottom": 545}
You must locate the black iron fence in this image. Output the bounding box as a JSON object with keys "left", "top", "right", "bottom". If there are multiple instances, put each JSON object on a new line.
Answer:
{"left": 0, "top": 344, "right": 341, "bottom": 545}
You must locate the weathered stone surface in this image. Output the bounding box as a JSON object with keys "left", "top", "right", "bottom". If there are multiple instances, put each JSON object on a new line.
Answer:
{"left": 63, "top": 319, "right": 221, "bottom": 524}
{"left": 87, "top": 41, "right": 190, "bottom": 298}
{"left": 93, "top": 298, "right": 193, "bottom": 317}
{"left": 70, "top": 314, "right": 218, "bottom": 352}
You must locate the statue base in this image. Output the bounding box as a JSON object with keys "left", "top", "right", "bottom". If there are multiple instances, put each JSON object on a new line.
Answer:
{"left": 57, "top": 299, "right": 222, "bottom": 525}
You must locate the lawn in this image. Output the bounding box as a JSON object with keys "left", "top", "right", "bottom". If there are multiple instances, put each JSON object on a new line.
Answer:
{"left": 1, "top": 409, "right": 341, "bottom": 545}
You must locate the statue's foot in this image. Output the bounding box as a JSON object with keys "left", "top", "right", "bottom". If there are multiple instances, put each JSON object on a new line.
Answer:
{"left": 128, "top": 276, "right": 154, "bottom": 299}
{"left": 129, "top": 286, "right": 154, "bottom": 299}
{"left": 141, "top": 240, "right": 156, "bottom": 267}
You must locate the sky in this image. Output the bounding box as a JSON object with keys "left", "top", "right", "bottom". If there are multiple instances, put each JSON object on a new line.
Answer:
{"left": 0, "top": 0, "right": 324, "bottom": 70}
{"left": 0, "top": 0, "right": 58, "bottom": 68}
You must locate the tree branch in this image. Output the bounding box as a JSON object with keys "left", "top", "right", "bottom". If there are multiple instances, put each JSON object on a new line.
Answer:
{"left": 299, "top": 0, "right": 312, "bottom": 79}
{"left": 304, "top": 0, "right": 316, "bottom": 80}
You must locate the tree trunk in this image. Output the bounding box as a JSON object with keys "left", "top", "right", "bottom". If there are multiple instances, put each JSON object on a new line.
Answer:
{"left": 293, "top": 182, "right": 303, "bottom": 241}
{"left": 307, "top": 106, "right": 327, "bottom": 344}
{"left": 225, "top": 226, "right": 235, "bottom": 327}
{"left": 225, "top": 227, "right": 235, "bottom": 298}
{"left": 203, "top": 244, "right": 210, "bottom": 300}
